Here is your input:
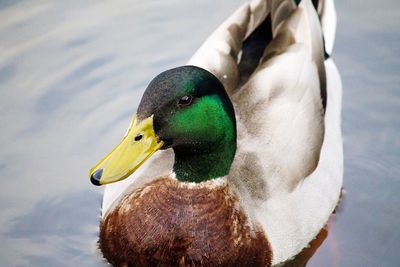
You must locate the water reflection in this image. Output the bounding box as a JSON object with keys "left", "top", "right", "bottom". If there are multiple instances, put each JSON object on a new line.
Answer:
{"left": 0, "top": 0, "right": 399, "bottom": 266}
{"left": 4, "top": 191, "right": 102, "bottom": 266}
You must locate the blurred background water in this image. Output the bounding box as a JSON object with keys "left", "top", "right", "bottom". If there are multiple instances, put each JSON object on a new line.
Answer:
{"left": 0, "top": 0, "right": 399, "bottom": 266}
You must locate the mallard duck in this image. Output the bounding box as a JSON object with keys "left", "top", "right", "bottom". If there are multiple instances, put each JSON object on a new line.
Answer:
{"left": 89, "top": 0, "right": 343, "bottom": 265}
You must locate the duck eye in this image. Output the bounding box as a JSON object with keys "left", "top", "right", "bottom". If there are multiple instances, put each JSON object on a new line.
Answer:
{"left": 178, "top": 95, "right": 193, "bottom": 107}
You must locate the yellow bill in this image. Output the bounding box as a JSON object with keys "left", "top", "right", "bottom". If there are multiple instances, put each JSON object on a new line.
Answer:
{"left": 89, "top": 114, "right": 164, "bottom": 185}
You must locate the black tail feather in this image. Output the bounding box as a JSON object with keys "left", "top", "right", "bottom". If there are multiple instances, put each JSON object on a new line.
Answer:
{"left": 238, "top": 15, "right": 273, "bottom": 86}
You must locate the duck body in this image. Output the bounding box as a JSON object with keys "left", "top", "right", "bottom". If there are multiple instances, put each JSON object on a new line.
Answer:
{"left": 91, "top": 0, "right": 343, "bottom": 266}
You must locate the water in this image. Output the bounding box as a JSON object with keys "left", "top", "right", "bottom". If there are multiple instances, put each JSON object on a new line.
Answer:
{"left": 0, "top": 0, "right": 399, "bottom": 266}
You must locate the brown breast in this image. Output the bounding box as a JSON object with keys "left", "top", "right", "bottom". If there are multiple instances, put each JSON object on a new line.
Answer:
{"left": 99, "top": 177, "right": 272, "bottom": 267}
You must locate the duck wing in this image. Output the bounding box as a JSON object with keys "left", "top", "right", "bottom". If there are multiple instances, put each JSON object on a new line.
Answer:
{"left": 230, "top": 1, "right": 343, "bottom": 264}
{"left": 229, "top": 0, "right": 326, "bottom": 197}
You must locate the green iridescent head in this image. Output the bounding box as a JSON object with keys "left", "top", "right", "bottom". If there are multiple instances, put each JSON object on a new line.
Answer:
{"left": 90, "top": 65, "right": 236, "bottom": 185}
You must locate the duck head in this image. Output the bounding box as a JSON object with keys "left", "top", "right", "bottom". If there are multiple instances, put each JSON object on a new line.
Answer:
{"left": 90, "top": 65, "right": 236, "bottom": 185}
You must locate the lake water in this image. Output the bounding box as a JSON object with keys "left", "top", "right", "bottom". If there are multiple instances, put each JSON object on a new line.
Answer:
{"left": 0, "top": 0, "right": 399, "bottom": 266}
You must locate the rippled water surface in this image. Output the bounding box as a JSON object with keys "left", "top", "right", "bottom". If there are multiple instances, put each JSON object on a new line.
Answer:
{"left": 0, "top": 0, "right": 399, "bottom": 266}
